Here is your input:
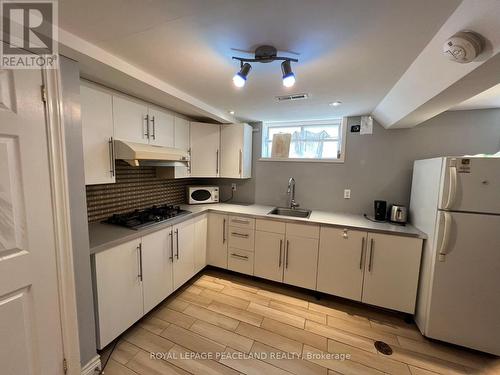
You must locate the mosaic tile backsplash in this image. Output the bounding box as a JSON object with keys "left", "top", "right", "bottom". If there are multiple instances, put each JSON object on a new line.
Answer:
{"left": 86, "top": 161, "right": 194, "bottom": 223}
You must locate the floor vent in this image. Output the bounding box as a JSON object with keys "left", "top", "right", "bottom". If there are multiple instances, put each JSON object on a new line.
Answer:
{"left": 275, "top": 93, "right": 309, "bottom": 102}
{"left": 374, "top": 341, "right": 393, "bottom": 355}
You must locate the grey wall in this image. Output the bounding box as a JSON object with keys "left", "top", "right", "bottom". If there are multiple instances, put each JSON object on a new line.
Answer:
{"left": 60, "top": 57, "right": 98, "bottom": 366}
{"left": 220, "top": 109, "right": 500, "bottom": 214}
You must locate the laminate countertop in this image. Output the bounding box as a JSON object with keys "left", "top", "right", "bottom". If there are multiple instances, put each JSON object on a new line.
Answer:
{"left": 89, "top": 203, "right": 426, "bottom": 254}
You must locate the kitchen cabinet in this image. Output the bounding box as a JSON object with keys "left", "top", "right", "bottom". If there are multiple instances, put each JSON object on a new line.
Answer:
{"left": 254, "top": 230, "right": 285, "bottom": 282}
{"left": 148, "top": 107, "right": 175, "bottom": 148}
{"left": 174, "top": 116, "right": 190, "bottom": 151}
{"left": 113, "top": 95, "right": 149, "bottom": 144}
{"left": 194, "top": 214, "right": 208, "bottom": 273}
{"left": 361, "top": 233, "right": 422, "bottom": 313}
{"left": 190, "top": 122, "right": 220, "bottom": 177}
{"left": 141, "top": 228, "right": 174, "bottom": 314}
{"left": 172, "top": 219, "right": 196, "bottom": 290}
{"left": 80, "top": 82, "right": 115, "bottom": 185}
{"left": 207, "top": 213, "right": 228, "bottom": 268}
{"left": 94, "top": 238, "right": 143, "bottom": 348}
{"left": 317, "top": 227, "right": 366, "bottom": 301}
{"left": 220, "top": 124, "right": 252, "bottom": 178}
{"left": 283, "top": 234, "right": 319, "bottom": 290}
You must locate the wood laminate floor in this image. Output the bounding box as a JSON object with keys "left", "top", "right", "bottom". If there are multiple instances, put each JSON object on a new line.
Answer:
{"left": 100, "top": 269, "right": 499, "bottom": 375}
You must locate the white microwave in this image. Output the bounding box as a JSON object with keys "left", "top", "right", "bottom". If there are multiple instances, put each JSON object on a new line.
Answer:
{"left": 187, "top": 186, "right": 219, "bottom": 204}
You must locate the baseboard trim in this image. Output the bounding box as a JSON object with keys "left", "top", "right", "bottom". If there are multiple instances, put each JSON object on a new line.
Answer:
{"left": 81, "top": 355, "right": 101, "bottom": 375}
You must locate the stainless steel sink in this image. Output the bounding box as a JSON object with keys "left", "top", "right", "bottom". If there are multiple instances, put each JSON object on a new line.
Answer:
{"left": 268, "top": 207, "right": 312, "bottom": 219}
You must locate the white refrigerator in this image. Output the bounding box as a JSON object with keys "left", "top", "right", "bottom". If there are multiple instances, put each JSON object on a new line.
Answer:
{"left": 410, "top": 156, "right": 500, "bottom": 355}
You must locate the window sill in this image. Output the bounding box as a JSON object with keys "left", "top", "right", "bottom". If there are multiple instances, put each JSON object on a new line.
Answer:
{"left": 258, "top": 157, "right": 345, "bottom": 163}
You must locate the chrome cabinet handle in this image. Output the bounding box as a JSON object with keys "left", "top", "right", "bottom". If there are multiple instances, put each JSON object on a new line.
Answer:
{"left": 231, "top": 232, "right": 249, "bottom": 238}
{"left": 368, "top": 238, "right": 374, "bottom": 272}
{"left": 169, "top": 230, "right": 174, "bottom": 261}
{"left": 359, "top": 237, "right": 365, "bottom": 270}
{"left": 144, "top": 114, "right": 150, "bottom": 138}
{"left": 285, "top": 240, "right": 289, "bottom": 269}
{"left": 222, "top": 218, "right": 226, "bottom": 243}
{"left": 278, "top": 239, "right": 283, "bottom": 267}
{"left": 239, "top": 149, "right": 242, "bottom": 176}
{"left": 175, "top": 228, "right": 179, "bottom": 259}
{"left": 137, "top": 243, "right": 143, "bottom": 282}
{"left": 187, "top": 148, "right": 192, "bottom": 174}
{"left": 232, "top": 219, "right": 249, "bottom": 224}
{"left": 230, "top": 253, "right": 249, "bottom": 260}
{"left": 216, "top": 149, "right": 219, "bottom": 175}
{"left": 108, "top": 137, "right": 115, "bottom": 177}
{"left": 151, "top": 115, "right": 156, "bottom": 140}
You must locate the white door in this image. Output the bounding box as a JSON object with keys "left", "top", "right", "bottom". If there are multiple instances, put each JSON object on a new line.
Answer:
{"left": 173, "top": 219, "right": 195, "bottom": 290}
{"left": 194, "top": 215, "right": 208, "bottom": 273}
{"left": 113, "top": 95, "right": 149, "bottom": 144}
{"left": 361, "top": 233, "right": 422, "bottom": 313}
{"left": 148, "top": 107, "right": 174, "bottom": 148}
{"left": 94, "top": 239, "right": 144, "bottom": 348}
{"left": 0, "top": 69, "right": 66, "bottom": 374}
{"left": 207, "top": 213, "right": 228, "bottom": 268}
{"left": 317, "top": 227, "right": 366, "bottom": 301}
{"left": 174, "top": 116, "right": 190, "bottom": 151}
{"left": 190, "top": 122, "right": 220, "bottom": 177}
{"left": 142, "top": 228, "right": 174, "bottom": 314}
{"left": 439, "top": 157, "right": 500, "bottom": 214}
{"left": 426, "top": 212, "right": 500, "bottom": 355}
{"left": 283, "top": 235, "right": 319, "bottom": 290}
{"left": 254, "top": 231, "right": 284, "bottom": 282}
{"left": 80, "top": 82, "right": 115, "bottom": 185}
{"left": 220, "top": 124, "right": 243, "bottom": 178}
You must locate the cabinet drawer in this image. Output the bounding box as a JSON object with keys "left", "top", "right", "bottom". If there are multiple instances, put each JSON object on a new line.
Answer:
{"left": 228, "top": 248, "right": 254, "bottom": 275}
{"left": 229, "top": 215, "right": 255, "bottom": 229}
{"left": 256, "top": 219, "right": 286, "bottom": 234}
{"left": 286, "top": 223, "right": 320, "bottom": 239}
{"left": 228, "top": 226, "right": 255, "bottom": 251}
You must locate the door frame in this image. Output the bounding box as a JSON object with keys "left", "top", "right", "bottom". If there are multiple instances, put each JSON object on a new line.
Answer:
{"left": 43, "top": 65, "right": 82, "bottom": 374}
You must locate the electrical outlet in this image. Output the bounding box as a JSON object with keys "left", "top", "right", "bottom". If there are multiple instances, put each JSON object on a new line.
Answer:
{"left": 344, "top": 189, "right": 351, "bottom": 199}
{"left": 231, "top": 183, "right": 237, "bottom": 191}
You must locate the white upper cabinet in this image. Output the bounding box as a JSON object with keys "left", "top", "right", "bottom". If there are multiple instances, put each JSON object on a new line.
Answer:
{"left": 80, "top": 82, "right": 115, "bottom": 185}
{"left": 174, "top": 116, "right": 190, "bottom": 151}
{"left": 112, "top": 95, "right": 149, "bottom": 144}
{"left": 220, "top": 124, "right": 252, "bottom": 178}
{"left": 190, "top": 122, "right": 220, "bottom": 177}
{"left": 148, "top": 107, "right": 175, "bottom": 148}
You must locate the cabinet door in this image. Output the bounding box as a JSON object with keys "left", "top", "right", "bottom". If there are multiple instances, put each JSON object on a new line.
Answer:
{"left": 174, "top": 116, "right": 190, "bottom": 151}
{"left": 317, "top": 227, "right": 366, "bottom": 301}
{"left": 283, "top": 235, "right": 319, "bottom": 290}
{"left": 220, "top": 124, "right": 243, "bottom": 178}
{"left": 194, "top": 214, "right": 208, "bottom": 273}
{"left": 190, "top": 122, "right": 220, "bottom": 177}
{"left": 94, "top": 239, "right": 143, "bottom": 349}
{"left": 148, "top": 107, "right": 174, "bottom": 147}
{"left": 80, "top": 83, "right": 115, "bottom": 185}
{"left": 173, "top": 219, "right": 196, "bottom": 290}
{"left": 141, "top": 228, "right": 174, "bottom": 314}
{"left": 362, "top": 233, "right": 422, "bottom": 313}
{"left": 254, "top": 231, "right": 284, "bottom": 282}
{"left": 113, "top": 95, "right": 149, "bottom": 144}
{"left": 207, "top": 213, "right": 228, "bottom": 268}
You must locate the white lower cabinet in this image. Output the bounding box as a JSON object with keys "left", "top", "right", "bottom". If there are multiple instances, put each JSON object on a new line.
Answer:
{"left": 228, "top": 248, "right": 254, "bottom": 275}
{"left": 194, "top": 214, "right": 208, "bottom": 273}
{"left": 361, "top": 233, "right": 422, "bottom": 313}
{"left": 283, "top": 234, "right": 319, "bottom": 290}
{"left": 207, "top": 213, "right": 228, "bottom": 268}
{"left": 317, "top": 227, "right": 366, "bottom": 301}
{"left": 254, "top": 230, "right": 285, "bottom": 282}
{"left": 172, "top": 219, "right": 195, "bottom": 290}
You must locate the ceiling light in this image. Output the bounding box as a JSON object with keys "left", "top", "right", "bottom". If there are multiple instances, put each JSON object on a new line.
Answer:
{"left": 233, "top": 63, "right": 252, "bottom": 88}
{"left": 281, "top": 60, "right": 296, "bottom": 87}
{"left": 330, "top": 101, "right": 342, "bottom": 106}
{"left": 229, "top": 110, "right": 235, "bottom": 115}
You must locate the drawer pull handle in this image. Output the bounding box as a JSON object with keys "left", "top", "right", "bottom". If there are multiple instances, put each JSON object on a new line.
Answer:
{"left": 231, "top": 232, "right": 249, "bottom": 238}
{"left": 368, "top": 238, "right": 374, "bottom": 272}
{"left": 285, "top": 240, "right": 289, "bottom": 269}
{"left": 230, "top": 253, "right": 249, "bottom": 260}
{"left": 359, "top": 237, "right": 365, "bottom": 270}
{"left": 278, "top": 239, "right": 283, "bottom": 267}
{"left": 232, "top": 219, "right": 249, "bottom": 224}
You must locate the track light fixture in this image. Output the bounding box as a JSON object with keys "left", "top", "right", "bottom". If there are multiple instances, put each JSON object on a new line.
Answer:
{"left": 232, "top": 45, "right": 298, "bottom": 88}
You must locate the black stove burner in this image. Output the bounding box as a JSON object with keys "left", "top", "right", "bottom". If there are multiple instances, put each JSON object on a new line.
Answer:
{"left": 105, "top": 205, "right": 191, "bottom": 230}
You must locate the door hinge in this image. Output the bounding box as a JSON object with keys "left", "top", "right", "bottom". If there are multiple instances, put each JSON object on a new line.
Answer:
{"left": 63, "top": 358, "right": 68, "bottom": 374}
{"left": 41, "top": 85, "right": 47, "bottom": 103}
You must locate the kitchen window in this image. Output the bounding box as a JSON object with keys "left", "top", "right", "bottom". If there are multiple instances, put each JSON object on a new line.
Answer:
{"left": 260, "top": 118, "right": 346, "bottom": 162}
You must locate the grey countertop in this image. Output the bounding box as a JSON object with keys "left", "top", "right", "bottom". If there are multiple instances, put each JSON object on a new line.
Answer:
{"left": 89, "top": 203, "right": 426, "bottom": 254}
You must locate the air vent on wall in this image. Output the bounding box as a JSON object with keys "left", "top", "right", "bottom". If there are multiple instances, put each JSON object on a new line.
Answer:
{"left": 275, "top": 93, "right": 309, "bottom": 102}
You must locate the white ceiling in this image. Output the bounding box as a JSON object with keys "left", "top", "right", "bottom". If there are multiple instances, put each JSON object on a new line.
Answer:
{"left": 450, "top": 84, "right": 500, "bottom": 111}
{"left": 59, "top": 0, "right": 461, "bottom": 122}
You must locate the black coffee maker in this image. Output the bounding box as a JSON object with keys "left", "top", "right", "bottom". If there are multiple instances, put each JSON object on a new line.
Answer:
{"left": 374, "top": 200, "right": 387, "bottom": 221}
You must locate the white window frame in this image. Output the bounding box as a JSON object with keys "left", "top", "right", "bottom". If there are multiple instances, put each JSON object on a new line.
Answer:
{"left": 259, "top": 117, "right": 347, "bottom": 163}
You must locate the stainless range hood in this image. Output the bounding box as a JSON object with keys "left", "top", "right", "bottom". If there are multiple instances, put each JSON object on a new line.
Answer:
{"left": 113, "top": 140, "right": 189, "bottom": 167}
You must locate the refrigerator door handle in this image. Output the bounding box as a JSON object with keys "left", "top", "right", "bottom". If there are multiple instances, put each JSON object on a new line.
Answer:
{"left": 438, "top": 211, "right": 452, "bottom": 261}
{"left": 443, "top": 159, "right": 457, "bottom": 209}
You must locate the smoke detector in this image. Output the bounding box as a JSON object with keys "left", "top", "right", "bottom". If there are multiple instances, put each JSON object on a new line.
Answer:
{"left": 443, "top": 31, "right": 484, "bottom": 64}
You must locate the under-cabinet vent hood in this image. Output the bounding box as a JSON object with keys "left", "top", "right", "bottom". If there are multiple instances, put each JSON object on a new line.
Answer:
{"left": 113, "top": 140, "right": 189, "bottom": 167}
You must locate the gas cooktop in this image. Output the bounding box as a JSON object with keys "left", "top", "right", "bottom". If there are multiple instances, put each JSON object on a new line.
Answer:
{"left": 104, "top": 205, "right": 191, "bottom": 230}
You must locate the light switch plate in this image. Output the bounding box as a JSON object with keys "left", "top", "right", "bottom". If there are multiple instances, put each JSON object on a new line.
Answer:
{"left": 344, "top": 189, "right": 351, "bottom": 199}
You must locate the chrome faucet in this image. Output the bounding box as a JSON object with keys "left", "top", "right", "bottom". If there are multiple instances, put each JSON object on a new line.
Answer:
{"left": 287, "top": 177, "right": 300, "bottom": 209}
